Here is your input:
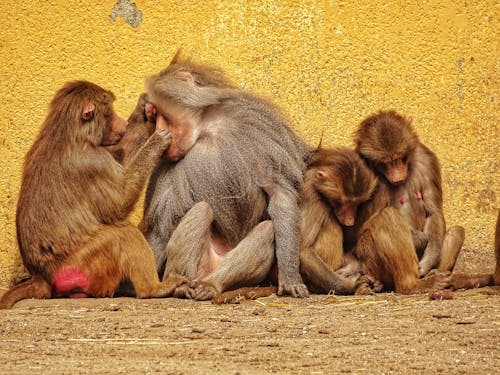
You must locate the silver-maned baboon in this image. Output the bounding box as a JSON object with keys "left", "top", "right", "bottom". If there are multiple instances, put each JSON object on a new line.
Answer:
{"left": 141, "top": 52, "right": 312, "bottom": 299}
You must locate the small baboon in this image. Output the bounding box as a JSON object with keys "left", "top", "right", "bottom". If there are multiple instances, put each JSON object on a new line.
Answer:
{"left": 299, "top": 147, "right": 377, "bottom": 294}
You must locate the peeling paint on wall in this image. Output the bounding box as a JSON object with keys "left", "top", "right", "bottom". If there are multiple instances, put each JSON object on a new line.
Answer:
{"left": 109, "top": 0, "right": 143, "bottom": 28}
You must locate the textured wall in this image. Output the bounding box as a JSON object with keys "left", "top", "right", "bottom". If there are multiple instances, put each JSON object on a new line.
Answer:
{"left": 0, "top": 0, "right": 498, "bottom": 287}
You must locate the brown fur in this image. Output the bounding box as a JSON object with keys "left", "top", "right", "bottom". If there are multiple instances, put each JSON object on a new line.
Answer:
{"left": 354, "top": 110, "right": 464, "bottom": 276}
{"left": 300, "top": 147, "right": 449, "bottom": 295}
{"left": 139, "top": 51, "right": 312, "bottom": 299}
{"left": 495, "top": 211, "right": 500, "bottom": 285}
{"left": 0, "top": 81, "right": 184, "bottom": 309}
{"left": 299, "top": 148, "right": 377, "bottom": 294}
{"left": 447, "top": 211, "right": 500, "bottom": 289}
{"left": 211, "top": 286, "right": 278, "bottom": 304}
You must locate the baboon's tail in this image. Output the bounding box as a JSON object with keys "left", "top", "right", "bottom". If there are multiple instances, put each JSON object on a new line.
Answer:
{"left": 0, "top": 275, "right": 52, "bottom": 309}
{"left": 446, "top": 211, "right": 500, "bottom": 290}
{"left": 212, "top": 286, "right": 278, "bottom": 304}
{"left": 494, "top": 210, "right": 500, "bottom": 285}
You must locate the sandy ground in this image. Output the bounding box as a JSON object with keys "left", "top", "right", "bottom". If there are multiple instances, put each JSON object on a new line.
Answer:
{"left": 1, "top": 245, "right": 498, "bottom": 374}
{"left": 0, "top": 283, "right": 499, "bottom": 375}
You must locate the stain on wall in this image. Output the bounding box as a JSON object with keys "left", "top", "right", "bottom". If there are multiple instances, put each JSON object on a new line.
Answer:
{"left": 0, "top": 0, "right": 498, "bottom": 286}
{"left": 109, "top": 0, "right": 143, "bottom": 28}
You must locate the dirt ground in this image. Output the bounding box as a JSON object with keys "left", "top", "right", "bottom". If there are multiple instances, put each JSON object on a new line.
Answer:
{"left": 0, "top": 280, "right": 498, "bottom": 375}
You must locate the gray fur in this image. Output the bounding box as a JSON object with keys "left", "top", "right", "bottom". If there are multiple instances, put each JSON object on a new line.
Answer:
{"left": 143, "top": 87, "right": 312, "bottom": 295}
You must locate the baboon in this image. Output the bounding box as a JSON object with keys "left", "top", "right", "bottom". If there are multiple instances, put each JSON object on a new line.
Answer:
{"left": 299, "top": 147, "right": 377, "bottom": 294}
{"left": 140, "top": 52, "right": 312, "bottom": 299}
{"left": 0, "top": 82, "right": 184, "bottom": 309}
{"left": 354, "top": 110, "right": 464, "bottom": 276}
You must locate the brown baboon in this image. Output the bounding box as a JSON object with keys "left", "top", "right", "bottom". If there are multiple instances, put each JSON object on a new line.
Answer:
{"left": 298, "top": 147, "right": 377, "bottom": 294}
{"left": 0, "top": 82, "right": 185, "bottom": 309}
{"left": 139, "top": 51, "right": 312, "bottom": 299}
{"left": 354, "top": 110, "right": 464, "bottom": 276}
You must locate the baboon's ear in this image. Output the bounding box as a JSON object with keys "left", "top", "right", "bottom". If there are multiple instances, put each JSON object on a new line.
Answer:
{"left": 177, "top": 71, "right": 195, "bottom": 85}
{"left": 82, "top": 103, "right": 95, "bottom": 121}
{"left": 317, "top": 170, "right": 330, "bottom": 179}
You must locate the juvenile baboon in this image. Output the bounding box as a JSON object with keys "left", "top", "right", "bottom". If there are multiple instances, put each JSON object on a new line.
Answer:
{"left": 299, "top": 147, "right": 377, "bottom": 294}
{"left": 140, "top": 52, "right": 312, "bottom": 299}
{"left": 0, "top": 82, "right": 184, "bottom": 309}
{"left": 354, "top": 110, "right": 465, "bottom": 276}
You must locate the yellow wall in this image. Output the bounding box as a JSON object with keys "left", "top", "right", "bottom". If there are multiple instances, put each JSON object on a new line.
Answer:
{"left": 0, "top": 1, "right": 498, "bottom": 287}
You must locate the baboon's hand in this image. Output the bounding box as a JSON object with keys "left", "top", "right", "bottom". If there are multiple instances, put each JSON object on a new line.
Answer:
{"left": 150, "top": 128, "right": 172, "bottom": 150}
{"left": 278, "top": 278, "right": 309, "bottom": 298}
